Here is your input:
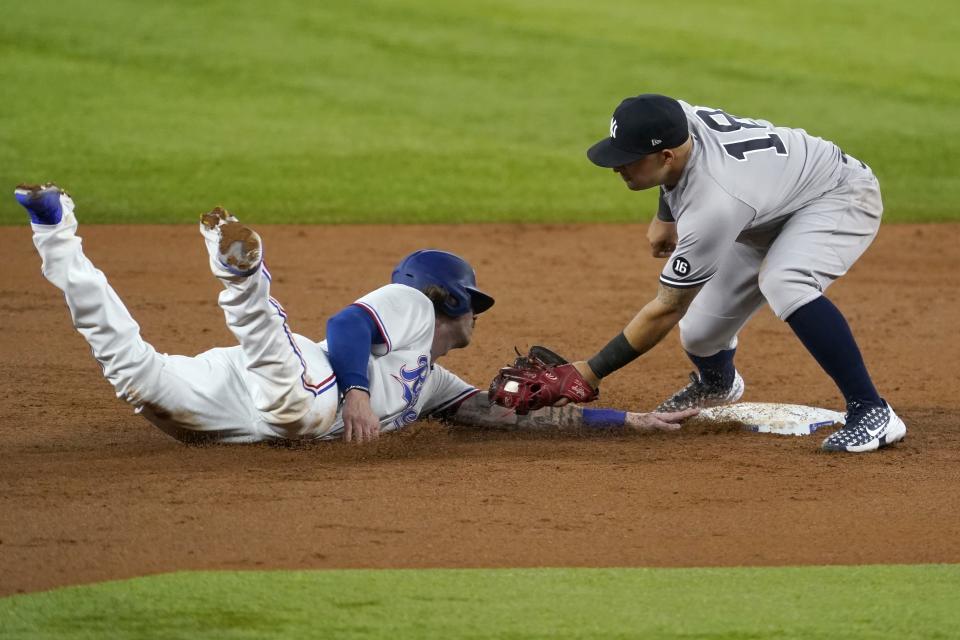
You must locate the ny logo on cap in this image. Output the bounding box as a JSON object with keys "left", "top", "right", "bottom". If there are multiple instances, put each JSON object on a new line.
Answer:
{"left": 610, "top": 117, "right": 618, "bottom": 139}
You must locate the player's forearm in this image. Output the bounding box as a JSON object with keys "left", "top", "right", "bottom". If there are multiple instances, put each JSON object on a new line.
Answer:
{"left": 581, "top": 284, "right": 699, "bottom": 386}
{"left": 622, "top": 299, "right": 684, "bottom": 354}
{"left": 623, "top": 281, "right": 702, "bottom": 353}
{"left": 580, "top": 300, "right": 682, "bottom": 387}
{"left": 448, "top": 393, "right": 626, "bottom": 431}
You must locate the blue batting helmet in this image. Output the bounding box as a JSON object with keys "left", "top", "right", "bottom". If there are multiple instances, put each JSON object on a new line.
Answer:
{"left": 391, "top": 249, "right": 495, "bottom": 317}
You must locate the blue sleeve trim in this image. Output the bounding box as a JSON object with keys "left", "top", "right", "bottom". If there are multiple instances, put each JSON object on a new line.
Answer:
{"left": 582, "top": 408, "right": 627, "bottom": 429}
{"left": 326, "top": 306, "right": 378, "bottom": 394}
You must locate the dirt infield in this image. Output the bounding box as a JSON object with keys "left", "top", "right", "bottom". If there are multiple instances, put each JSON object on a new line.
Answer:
{"left": 2, "top": 223, "right": 958, "bottom": 596}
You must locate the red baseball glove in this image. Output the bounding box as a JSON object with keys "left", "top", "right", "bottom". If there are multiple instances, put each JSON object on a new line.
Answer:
{"left": 488, "top": 345, "right": 599, "bottom": 415}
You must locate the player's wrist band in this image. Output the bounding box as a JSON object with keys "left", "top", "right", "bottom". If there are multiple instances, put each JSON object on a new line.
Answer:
{"left": 587, "top": 332, "right": 641, "bottom": 379}
{"left": 582, "top": 408, "right": 627, "bottom": 428}
{"left": 343, "top": 385, "right": 370, "bottom": 396}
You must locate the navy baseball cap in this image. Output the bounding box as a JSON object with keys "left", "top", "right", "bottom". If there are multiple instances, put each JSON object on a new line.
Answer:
{"left": 587, "top": 94, "right": 690, "bottom": 168}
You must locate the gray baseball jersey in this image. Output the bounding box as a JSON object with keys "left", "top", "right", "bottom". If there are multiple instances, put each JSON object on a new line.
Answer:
{"left": 658, "top": 100, "right": 849, "bottom": 290}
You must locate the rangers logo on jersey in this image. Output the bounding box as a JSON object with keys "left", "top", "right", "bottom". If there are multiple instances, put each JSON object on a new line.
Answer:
{"left": 392, "top": 355, "right": 430, "bottom": 427}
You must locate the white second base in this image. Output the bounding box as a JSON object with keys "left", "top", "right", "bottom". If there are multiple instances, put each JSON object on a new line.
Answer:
{"left": 699, "top": 402, "right": 844, "bottom": 436}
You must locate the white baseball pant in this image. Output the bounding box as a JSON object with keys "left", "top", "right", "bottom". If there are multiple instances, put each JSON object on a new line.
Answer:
{"left": 31, "top": 199, "right": 339, "bottom": 443}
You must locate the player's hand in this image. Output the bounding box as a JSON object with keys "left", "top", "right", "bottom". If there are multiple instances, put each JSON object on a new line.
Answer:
{"left": 625, "top": 407, "right": 699, "bottom": 432}
{"left": 647, "top": 217, "right": 678, "bottom": 258}
{"left": 342, "top": 388, "right": 380, "bottom": 443}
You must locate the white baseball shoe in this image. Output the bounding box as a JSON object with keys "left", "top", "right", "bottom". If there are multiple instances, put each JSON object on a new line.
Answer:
{"left": 821, "top": 400, "right": 907, "bottom": 453}
{"left": 200, "top": 206, "right": 263, "bottom": 277}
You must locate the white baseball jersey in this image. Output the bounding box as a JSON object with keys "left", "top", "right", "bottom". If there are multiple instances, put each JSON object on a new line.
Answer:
{"left": 659, "top": 100, "right": 847, "bottom": 290}
{"left": 316, "top": 284, "right": 479, "bottom": 439}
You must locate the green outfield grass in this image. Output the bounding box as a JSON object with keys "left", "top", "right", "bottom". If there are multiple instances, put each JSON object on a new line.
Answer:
{"left": 1, "top": 565, "right": 957, "bottom": 639}
{"left": 2, "top": 0, "right": 957, "bottom": 223}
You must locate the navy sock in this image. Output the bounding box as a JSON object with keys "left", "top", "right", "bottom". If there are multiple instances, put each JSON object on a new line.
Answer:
{"left": 687, "top": 348, "right": 736, "bottom": 388}
{"left": 786, "top": 296, "right": 881, "bottom": 406}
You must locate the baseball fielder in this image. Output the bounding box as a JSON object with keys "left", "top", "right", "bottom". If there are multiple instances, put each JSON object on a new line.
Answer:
{"left": 491, "top": 95, "right": 906, "bottom": 453}
{"left": 14, "top": 184, "right": 695, "bottom": 442}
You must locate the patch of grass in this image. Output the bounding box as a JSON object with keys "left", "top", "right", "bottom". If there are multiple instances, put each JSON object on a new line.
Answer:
{"left": 1, "top": 565, "right": 958, "bottom": 639}
{"left": 1, "top": 0, "right": 957, "bottom": 223}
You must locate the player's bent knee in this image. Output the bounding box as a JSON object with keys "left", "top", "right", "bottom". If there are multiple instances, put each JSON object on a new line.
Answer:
{"left": 772, "top": 291, "right": 825, "bottom": 322}
{"left": 679, "top": 316, "right": 737, "bottom": 356}
{"left": 679, "top": 327, "right": 736, "bottom": 357}
{"left": 758, "top": 269, "right": 824, "bottom": 321}
{"left": 680, "top": 338, "right": 737, "bottom": 358}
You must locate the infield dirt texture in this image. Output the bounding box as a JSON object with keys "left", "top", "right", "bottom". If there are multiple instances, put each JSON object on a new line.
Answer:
{"left": 2, "top": 222, "right": 959, "bottom": 596}
{"left": 3, "top": 0, "right": 960, "bottom": 636}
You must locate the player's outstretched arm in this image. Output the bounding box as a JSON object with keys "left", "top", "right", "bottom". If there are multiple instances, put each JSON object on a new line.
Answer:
{"left": 574, "top": 282, "right": 703, "bottom": 388}
{"left": 448, "top": 392, "right": 698, "bottom": 433}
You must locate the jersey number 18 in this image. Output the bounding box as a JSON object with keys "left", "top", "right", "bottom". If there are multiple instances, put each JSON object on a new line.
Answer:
{"left": 695, "top": 109, "right": 788, "bottom": 162}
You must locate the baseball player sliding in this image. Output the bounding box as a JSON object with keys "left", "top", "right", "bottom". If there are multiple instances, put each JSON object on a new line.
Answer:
{"left": 490, "top": 94, "right": 905, "bottom": 453}
{"left": 14, "top": 184, "right": 695, "bottom": 443}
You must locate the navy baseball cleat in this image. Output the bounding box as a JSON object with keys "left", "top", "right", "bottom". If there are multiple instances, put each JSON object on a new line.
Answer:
{"left": 655, "top": 370, "right": 744, "bottom": 412}
{"left": 14, "top": 183, "right": 65, "bottom": 225}
{"left": 821, "top": 399, "right": 907, "bottom": 453}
